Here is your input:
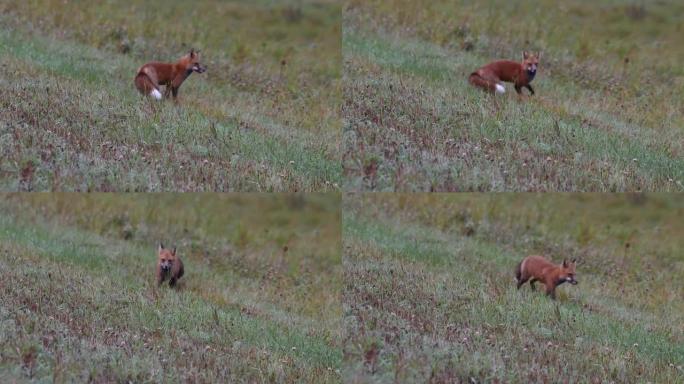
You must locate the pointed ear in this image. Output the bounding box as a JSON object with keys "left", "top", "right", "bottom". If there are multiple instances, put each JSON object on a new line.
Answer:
{"left": 189, "top": 49, "right": 196, "bottom": 58}
{"left": 172, "top": 247, "right": 177, "bottom": 256}
{"left": 562, "top": 259, "right": 569, "bottom": 267}
{"left": 523, "top": 51, "right": 529, "bottom": 60}
{"left": 158, "top": 243, "right": 164, "bottom": 252}
{"left": 571, "top": 258, "right": 577, "bottom": 263}
{"left": 537, "top": 51, "right": 542, "bottom": 60}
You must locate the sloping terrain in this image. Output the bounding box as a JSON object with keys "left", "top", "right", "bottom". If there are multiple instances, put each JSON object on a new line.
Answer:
{"left": 344, "top": 194, "right": 684, "bottom": 382}
{"left": 343, "top": 1, "right": 684, "bottom": 191}
{"left": 0, "top": 194, "right": 341, "bottom": 382}
{"left": 0, "top": 0, "right": 341, "bottom": 191}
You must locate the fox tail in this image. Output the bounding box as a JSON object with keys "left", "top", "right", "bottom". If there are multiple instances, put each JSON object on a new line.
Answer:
{"left": 468, "top": 72, "right": 505, "bottom": 94}
{"left": 135, "top": 71, "right": 162, "bottom": 100}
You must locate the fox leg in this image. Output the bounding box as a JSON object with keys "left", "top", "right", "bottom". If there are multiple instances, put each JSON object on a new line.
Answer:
{"left": 545, "top": 285, "right": 556, "bottom": 300}
{"left": 169, "top": 73, "right": 189, "bottom": 102}
{"left": 157, "top": 268, "right": 170, "bottom": 286}
{"left": 516, "top": 278, "right": 529, "bottom": 289}
{"left": 525, "top": 84, "right": 535, "bottom": 95}
{"left": 530, "top": 278, "right": 538, "bottom": 290}
{"left": 169, "top": 277, "right": 177, "bottom": 287}
{"left": 515, "top": 262, "right": 529, "bottom": 289}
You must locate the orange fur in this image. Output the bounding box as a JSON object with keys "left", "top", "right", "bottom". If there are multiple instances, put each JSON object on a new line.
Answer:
{"left": 515, "top": 255, "right": 577, "bottom": 299}
{"left": 156, "top": 243, "right": 184, "bottom": 287}
{"left": 469, "top": 51, "right": 540, "bottom": 95}
{"left": 135, "top": 49, "right": 206, "bottom": 101}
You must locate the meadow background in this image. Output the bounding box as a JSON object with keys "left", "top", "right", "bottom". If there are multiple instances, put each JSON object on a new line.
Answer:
{"left": 343, "top": 0, "right": 684, "bottom": 191}
{"left": 344, "top": 194, "right": 684, "bottom": 382}
{"left": 0, "top": 194, "right": 341, "bottom": 382}
{"left": 0, "top": 0, "right": 340, "bottom": 192}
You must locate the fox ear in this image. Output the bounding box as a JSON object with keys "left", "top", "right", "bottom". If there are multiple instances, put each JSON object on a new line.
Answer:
{"left": 537, "top": 51, "right": 542, "bottom": 60}
{"left": 189, "top": 49, "right": 196, "bottom": 58}
{"left": 158, "top": 243, "right": 164, "bottom": 252}
{"left": 172, "top": 247, "right": 177, "bottom": 256}
{"left": 523, "top": 51, "right": 529, "bottom": 60}
{"left": 562, "top": 259, "right": 569, "bottom": 267}
{"left": 571, "top": 258, "right": 577, "bottom": 263}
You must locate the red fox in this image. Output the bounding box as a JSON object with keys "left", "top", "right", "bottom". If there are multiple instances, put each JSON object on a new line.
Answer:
{"left": 469, "top": 51, "right": 540, "bottom": 95}
{"left": 135, "top": 49, "right": 206, "bottom": 101}
{"left": 515, "top": 255, "right": 577, "bottom": 299}
{"left": 156, "top": 243, "right": 184, "bottom": 287}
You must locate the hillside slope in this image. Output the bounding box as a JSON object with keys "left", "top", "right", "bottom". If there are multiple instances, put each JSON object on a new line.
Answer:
{"left": 343, "top": 1, "right": 684, "bottom": 191}
{"left": 0, "top": 1, "right": 341, "bottom": 191}
{"left": 343, "top": 194, "right": 684, "bottom": 382}
{"left": 0, "top": 194, "right": 341, "bottom": 382}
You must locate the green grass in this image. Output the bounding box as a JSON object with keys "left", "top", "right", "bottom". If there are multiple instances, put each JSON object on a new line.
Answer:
{"left": 0, "top": 194, "right": 341, "bottom": 382}
{"left": 343, "top": 194, "right": 684, "bottom": 383}
{"left": 343, "top": 1, "right": 684, "bottom": 191}
{"left": 0, "top": 0, "right": 341, "bottom": 191}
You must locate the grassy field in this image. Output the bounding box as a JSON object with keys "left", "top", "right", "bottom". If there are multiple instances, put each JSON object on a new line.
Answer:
{"left": 0, "top": 0, "right": 340, "bottom": 192}
{"left": 0, "top": 194, "right": 341, "bottom": 382}
{"left": 343, "top": 194, "right": 684, "bottom": 382}
{"left": 343, "top": 1, "right": 684, "bottom": 191}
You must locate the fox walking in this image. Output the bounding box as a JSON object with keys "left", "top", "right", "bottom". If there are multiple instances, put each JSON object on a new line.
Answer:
{"left": 515, "top": 255, "right": 577, "bottom": 299}
{"left": 156, "top": 243, "right": 184, "bottom": 287}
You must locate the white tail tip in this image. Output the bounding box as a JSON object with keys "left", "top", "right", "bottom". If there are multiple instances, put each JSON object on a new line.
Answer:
{"left": 150, "top": 89, "right": 162, "bottom": 100}
{"left": 494, "top": 84, "right": 506, "bottom": 94}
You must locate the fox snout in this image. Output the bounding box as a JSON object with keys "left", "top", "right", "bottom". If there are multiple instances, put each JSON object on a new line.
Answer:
{"left": 160, "top": 261, "right": 172, "bottom": 271}
{"left": 193, "top": 63, "right": 207, "bottom": 73}
{"left": 566, "top": 276, "right": 578, "bottom": 285}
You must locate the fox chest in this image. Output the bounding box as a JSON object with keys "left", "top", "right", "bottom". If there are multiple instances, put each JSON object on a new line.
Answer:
{"left": 513, "top": 72, "right": 534, "bottom": 86}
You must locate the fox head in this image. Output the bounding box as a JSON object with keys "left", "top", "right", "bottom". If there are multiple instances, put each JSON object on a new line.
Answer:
{"left": 522, "top": 51, "right": 540, "bottom": 79}
{"left": 559, "top": 258, "right": 578, "bottom": 285}
{"left": 181, "top": 49, "right": 207, "bottom": 74}
{"left": 158, "top": 243, "right": 177, "bottom": 273}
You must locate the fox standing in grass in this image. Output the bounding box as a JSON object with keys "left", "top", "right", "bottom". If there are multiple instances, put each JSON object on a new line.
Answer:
{"left": 157, "top": 243, "right": 184, "bottom": 287}
{"left": 515, "top": 255, "right": 577, "bottom": 299}
{"left": 135, "top": 49, "right": 206, "bottom": 101}
{"left": 469, "top": 51, "right": 540, "bottom": 95}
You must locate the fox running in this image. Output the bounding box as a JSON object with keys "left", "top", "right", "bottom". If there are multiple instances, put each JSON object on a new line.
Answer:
{"left": 469, "top": 51, "right": 540, "bottom": 95}
{"left": 156, "top": 243, "right": 184, "bottom": 287}
{"left": 515, "top": 255, "right": 577, "bottom": 300}
{"left": 135, "top": 49, "right": 206, "bottom": 101}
